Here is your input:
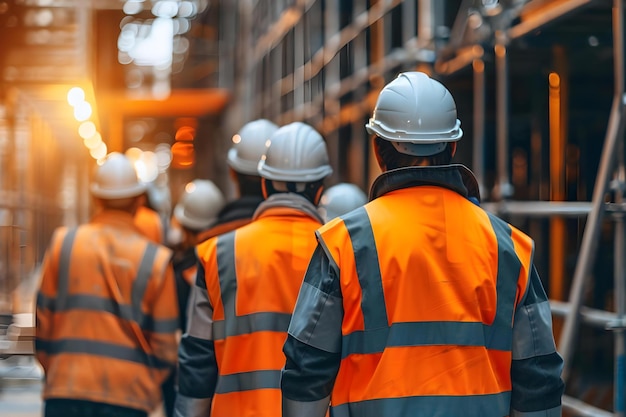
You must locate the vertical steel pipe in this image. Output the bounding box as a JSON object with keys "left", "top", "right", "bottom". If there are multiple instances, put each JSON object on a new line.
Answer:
{"left": 472, "top": 53, "right": 486, "bottom": 198}
{"left": 494, "top": 31, "right": 513, "bottom": 200}
{"left": 558, "top": 0, "right": 626, "bottom": 382}
{"left": 613, "top": 4, "right": 626, "bottom": 413}
{"left": 613, "top": 157, "right": 625, "bottom": 417}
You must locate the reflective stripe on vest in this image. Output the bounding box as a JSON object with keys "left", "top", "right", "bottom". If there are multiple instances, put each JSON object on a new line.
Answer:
{"left": 213, "top": 231, "right": 291, "bottom": 340}
{"left": 55, "top": 227, "right": 77, "bottom": 312}
{"left": 47, "top": 230, "right": 176, "bottom": 332}
{"left": 211, "top": 230, "right": 292, "bottom": 399}
{"left": 331, "top": 392, "right": 512, "bottom": 417}
{"left": 340, "top": 208, "right": 520, "bottom": 357}
{"left": 332, "top": 206, "right": 523, "bottom": 416}
{"left": 36, "top": 338, "right": 172, "bottom": 369}
{"left": 215, "top": 369, "right": 282, "bottom": 394}
{"left": 43, "top": 227, "right": 173, "bottom": 360}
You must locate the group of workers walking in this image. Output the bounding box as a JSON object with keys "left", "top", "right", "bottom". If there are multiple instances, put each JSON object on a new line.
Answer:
{"left": 34, "top": 72, "right": 564, "bottom": 417}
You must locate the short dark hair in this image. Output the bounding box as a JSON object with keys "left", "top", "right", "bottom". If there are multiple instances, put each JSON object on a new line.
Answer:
{"left": 234, "top": 171, "right": 264, "bottom": 198}
{"left": 264, "top": 179, "right": 324, "bottom": 204}
{"left": 374, "top": 136, "right": 453, "bottom": 170}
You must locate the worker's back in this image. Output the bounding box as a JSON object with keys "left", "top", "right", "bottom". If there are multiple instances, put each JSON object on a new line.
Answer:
{"left": 36, "top": 152, "right": 179, "bottom": 417}
{"left": 177, "top": 121, "right": 333, "bottom": 417}
{"left": 317, "top": 182, "right": 532, "bottom": 415}
{"left": 37, "top": 209, "right": 178, "bottom": 413}
{"left": 196, "top": 202, "right": 322, "bottom": 417}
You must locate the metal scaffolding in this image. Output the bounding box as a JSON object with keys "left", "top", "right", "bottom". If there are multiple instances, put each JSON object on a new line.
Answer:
{"left": 449, "top": 1, "right": 626, "bottom": 415}
{"left": 235, "top": 1, "right": 626, "bottom": 414}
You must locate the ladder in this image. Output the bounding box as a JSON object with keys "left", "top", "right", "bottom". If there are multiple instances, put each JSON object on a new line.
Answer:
{"left": 553, "top": 1, "right": 626, "bottom": 416}
{"left": 479, "top": 1, "right": 625, "bottom": 415}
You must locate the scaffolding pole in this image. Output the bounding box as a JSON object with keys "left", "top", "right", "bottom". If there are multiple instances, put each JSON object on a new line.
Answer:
{"left": 558, "top": 0, "right": 626, "bottom": 392}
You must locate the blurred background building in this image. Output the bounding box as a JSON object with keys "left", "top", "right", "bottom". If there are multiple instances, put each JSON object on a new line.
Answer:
{"left": 0, "top": 0, "right": 624, "bottom": 416}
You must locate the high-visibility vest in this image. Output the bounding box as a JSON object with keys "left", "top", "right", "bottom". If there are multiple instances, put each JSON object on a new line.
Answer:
{"left": 317, "top": 186, "right": 533, "bottom": 417}
{"left": 174, "top": 224, "right": 236, "bottom": 330}
{"left": 134, "top": 205, "right": 164, "bottom": 244}
{"left": 36, "top": 212, "right": 179, "bottom": 413}
{"left": 196, "top": 207, "right": 322, "bottom": 417}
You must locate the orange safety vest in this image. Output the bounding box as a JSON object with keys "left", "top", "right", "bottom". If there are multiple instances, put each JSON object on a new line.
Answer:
{"left": 196, "top": 206, "right": 323, "bottom": 417}
{"left": 317, "top": 186, "right": 533, "bottom": 416}
{"left": 36, "top": 210, "right": 179, "bottom": 413}
{"left": 134, "top": 206, "right": 164, "bottom": 244}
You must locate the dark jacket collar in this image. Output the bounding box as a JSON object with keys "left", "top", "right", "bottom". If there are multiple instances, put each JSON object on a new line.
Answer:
{"left": 369, "top": 164, "right": 481, "bottom": 202}
{"left": 253, "top": 193, "right": 324, "bottom": 224}
{"left": 216, "top": 195, "right": 264, "bottom": 224}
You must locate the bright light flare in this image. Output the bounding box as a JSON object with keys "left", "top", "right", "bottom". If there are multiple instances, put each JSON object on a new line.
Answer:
{"left": 73, "top": 101, "right": 92, "bottom": 122}
{"left": 78, "top": 121, "right": 96, "bottom": 139}
{"left": 67, "top": 87, "right": 85, "bottom": 106}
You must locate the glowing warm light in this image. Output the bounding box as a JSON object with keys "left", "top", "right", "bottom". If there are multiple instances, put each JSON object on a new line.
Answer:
{"left": 125, "top": 147, "right": 144, "bottom": 162}
{"left": 73, "top": 101, "right": 92, "bottom": 122}
{"left": 494, "top": 44, "right": 506, "bottom": 58}
{"left": 90, "top": 142, "right": 108, "bottom": 160}
{"left": 155, "top": 143, "right": 172, "bottom": 171}
{"left": 83, "top": 132, "right": 102, "bottom": 149}
{"left": 67, "top": 87, "right": 85, "bottom": 106}
{"left": 185, "top": 182, "right": 197, "bottom": 193}
{"left": 232, "top": 134, "right": 241, "bottom": 144}
{"left": 170, "top": 141, "right": 195, "bottom": 169}
{"left": 135, "top": 151, "right": 159, "bottom": 183}
{"left": 549, "top": 72, "right": 560, "bottom": 88}
{"left": 175, "top": 126, "right": 195, "bottom": 141}
{"left": 128, "top": 17, "right": 174, "bottom": 67}
{"left": 78, "top": 121, "right": 97, "bottom": 139}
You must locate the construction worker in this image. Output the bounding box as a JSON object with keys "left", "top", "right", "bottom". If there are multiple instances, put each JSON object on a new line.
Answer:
{"left": 210, "top": 118, "right": 279, "bottom": 235}
{"left": 35, "top": 152, "right": 179, "bottom": 417}
{"left": 281, "top": 72, "right": 565, "bottom": 417}
{"left": 174, "top": 121, "right": 332, "bottom": 417}
{"left": 135, "top": 201, "right": 164, "bottom": 244}
{"left": 160, "top": 179, "right": 225, "bottom": 417}
{"left": 317, "top": 182, "right": 368, "bottom": 223}
{"left": 170, "top": 179, "right": 226, "bottom": 332}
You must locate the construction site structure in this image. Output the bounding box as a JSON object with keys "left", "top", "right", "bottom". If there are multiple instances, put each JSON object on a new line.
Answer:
{"left": 0, "top": 1, "right": 625, "bottom": 415}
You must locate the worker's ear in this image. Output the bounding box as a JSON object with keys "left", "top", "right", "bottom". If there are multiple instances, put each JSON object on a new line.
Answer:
{"left": 261, "top": 178, "right": 269, "bottom": 199}
{"left": 313, "top": 185, "right": 325, "bottom": 206}
{"left": 450, "top": 142, "right": 457, "bottom": 158}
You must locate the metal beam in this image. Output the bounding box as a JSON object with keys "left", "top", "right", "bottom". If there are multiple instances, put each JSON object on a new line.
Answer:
{"left": 508, "top": 0, "right": 596, "bottom": 40}
{"left": 558, "top": 0, "right": 626, "bottom": 381}
{"left": 482, "top": 200, "right": 592, "bottom": 217}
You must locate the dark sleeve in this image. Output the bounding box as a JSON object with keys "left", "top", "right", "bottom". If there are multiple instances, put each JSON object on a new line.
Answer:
{"left": 282, "top": 335, "right": 341, "bottom": 401}
{"left": 511, "top": 265, "right": 565, "bottom": 415}
{"left": 173, "top": 249, "right": 197, "bottom": 330}
{"left": 281, "top": 244, "right": 342, "bottom": 402}
{"left": 174, "top": 261, "right": 218, "bottom": 417}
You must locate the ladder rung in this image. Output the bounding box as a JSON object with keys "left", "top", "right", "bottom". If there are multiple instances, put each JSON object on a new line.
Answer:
{"left": 550, "top": 300, "right": 619, "bottom": 328}
{"left": 562, "top": 394, "right": 614, "bottom": 417}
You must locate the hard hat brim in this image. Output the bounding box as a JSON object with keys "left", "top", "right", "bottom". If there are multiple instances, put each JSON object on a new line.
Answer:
{"left": 366, "top": 119, "right": 463, "bottom": 143}
{"left": 90, "top": 182, "right": 147, "bottom": 199}
{"left": 257, "top": 160, "right": 333, "bottom": 182}
{"left": 174, "top": 204, "right": 214, "bottom": 231}
{"left": 227, "top": 148, "right": 262, "bottom": 176}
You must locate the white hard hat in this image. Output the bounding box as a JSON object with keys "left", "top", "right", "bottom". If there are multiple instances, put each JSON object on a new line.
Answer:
{"left": 174, "top": 179, "right": 225, "bottom": 231}
{"left": 227, "top": 119, "right": 279, "bottom": 175}
{"left": 90, "top": 152, "right": 147, "bottom": 199}
{"left": 257, "top": 122, "right": 333, "bottom": 183}
{"left": 366, "top": 72, "right": 462, "bottom": 156}
{"left": 318, "top": 183, "right": 367, "bottom": 222}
